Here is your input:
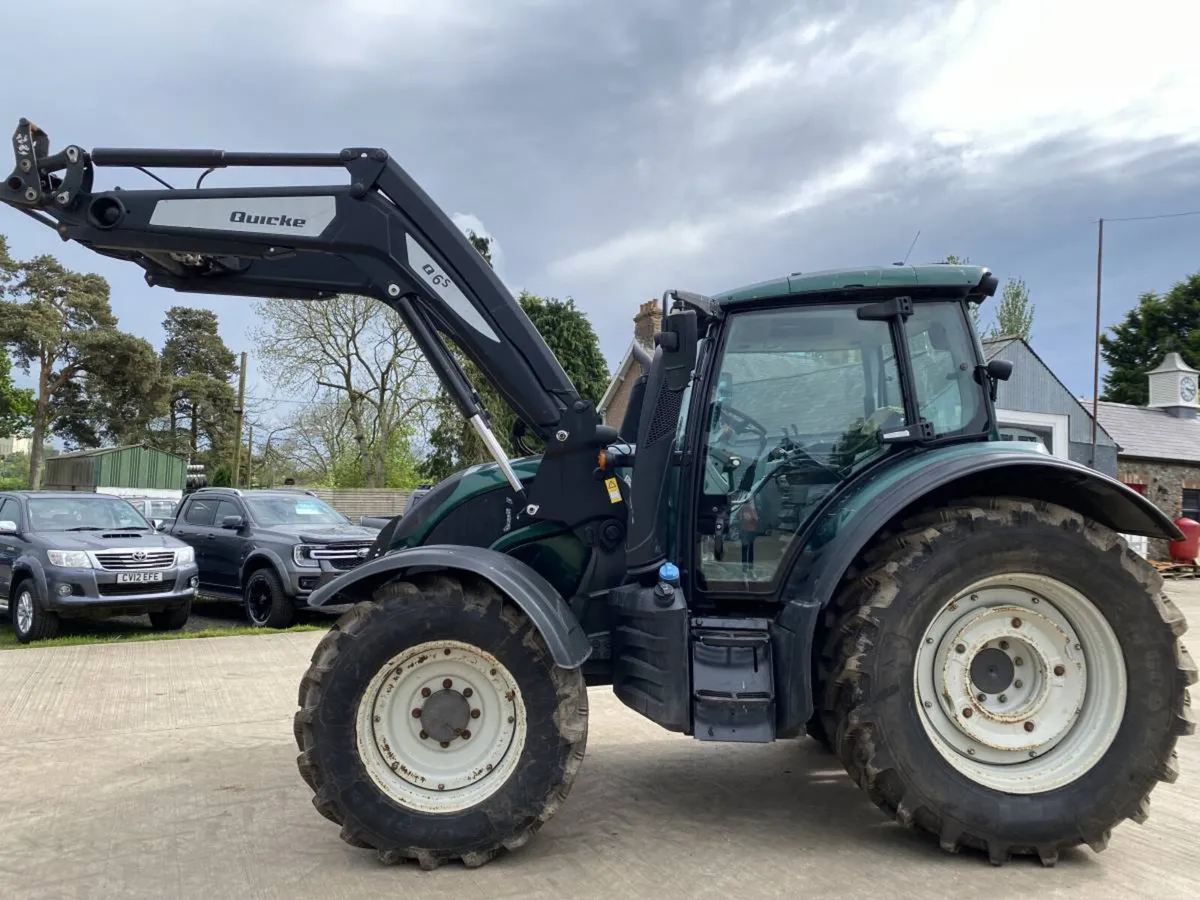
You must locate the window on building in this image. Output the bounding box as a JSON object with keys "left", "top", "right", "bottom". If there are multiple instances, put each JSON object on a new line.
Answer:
{"left": 1182, "top": 489, "right": 1200, "bottom": 522}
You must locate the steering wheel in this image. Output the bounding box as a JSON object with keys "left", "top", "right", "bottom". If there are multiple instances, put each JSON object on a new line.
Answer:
{"left": 712, "top": 400, "right": 768, "bottom": 442}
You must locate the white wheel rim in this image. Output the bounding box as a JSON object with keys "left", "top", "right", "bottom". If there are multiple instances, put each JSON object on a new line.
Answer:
{"left": 913, "top": 573, "right": 1127, "bottom": 794}
{"left": 355, "top": 639, "right": 527, "bottom": 813}
{"left": 15, "top": 591, "right": 33, "bottom": 634}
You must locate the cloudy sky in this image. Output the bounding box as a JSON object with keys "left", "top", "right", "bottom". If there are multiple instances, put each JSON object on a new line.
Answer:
{"left": 4, "top": 0, "right": 1200, "bottom": 418}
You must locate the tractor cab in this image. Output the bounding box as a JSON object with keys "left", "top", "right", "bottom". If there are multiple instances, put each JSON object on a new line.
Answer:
{"left": 625, "top": 265, "right": 1011, "bottom": 597}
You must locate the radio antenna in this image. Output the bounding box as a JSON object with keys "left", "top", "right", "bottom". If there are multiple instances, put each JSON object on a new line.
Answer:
{"left": 895, "top": 229, "right": 921, "bottom": 266}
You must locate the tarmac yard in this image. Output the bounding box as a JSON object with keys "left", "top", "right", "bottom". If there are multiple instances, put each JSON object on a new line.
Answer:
{"left": 2, "top": 583, "right": 1200, "bottom": 900}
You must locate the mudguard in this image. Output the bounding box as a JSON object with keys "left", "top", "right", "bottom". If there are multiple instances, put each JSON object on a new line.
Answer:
{"left": 306, "top": 544, "right": 591, "bottom": 668}
{"left": 772, "top": 445, "right": 1182, "bottom": 736}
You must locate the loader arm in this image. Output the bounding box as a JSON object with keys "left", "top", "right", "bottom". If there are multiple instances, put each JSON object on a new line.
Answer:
{"left": 1, "top": 118, "right": 620, "bottom": 529}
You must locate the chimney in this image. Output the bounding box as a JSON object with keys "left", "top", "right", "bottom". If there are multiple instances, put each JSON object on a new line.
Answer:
{"left": 1147, "top": 351, "right": 1200, "bottom": 419}
{"left": 633, "top": 299, "right": 661, "bottom": 349}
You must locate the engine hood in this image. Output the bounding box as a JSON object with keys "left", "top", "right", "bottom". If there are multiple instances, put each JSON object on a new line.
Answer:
{"left": 263, "top": 523, "right": 380, "bottom": 544}
{"left": 33, "top": 530, "right": 187, "bottom": 550}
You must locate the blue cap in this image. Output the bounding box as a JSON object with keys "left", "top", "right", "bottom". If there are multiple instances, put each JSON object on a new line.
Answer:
{"left": 658, "top": 561, "right": 680, "bottom": 583}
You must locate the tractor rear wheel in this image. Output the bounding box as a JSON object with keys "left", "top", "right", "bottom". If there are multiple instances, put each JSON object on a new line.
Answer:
{"left": 823, "top": 496, "right": 1196, "bottom": 865}
{"left": 293, "top": 571, "right": 589, "bottom": 869}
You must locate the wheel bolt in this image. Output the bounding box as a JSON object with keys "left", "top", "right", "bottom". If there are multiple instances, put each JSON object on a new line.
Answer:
{"left": 923, "top": 701, "right": 932, "bottom": 708}
{"left": 977, "top": 693, "right": 986, "bottom": 702}
{"left": 1014, "top": 679, "right": 1023, "bottom": 689}
{"left": 1054, "top": 664, "right": 1065, "bottom": 676}
{"left": 443, "top": 678, "right": 453, "bottom": 689}
{"left": 471, "top": 708, "right": 481, "bottom": 719}
{"left": 1024, "top": 721, "right": 1035, "bottom": 732}
{"left": 463, "top": 688, "right": 473, "bottom": 698}
{"left": 998, "top": 694, "right": 1008, "bottom": 703}
{"left": 411, "top": 708, "right": 422, "bottom": 718}
{"left": 999, "top": 640, "right": 1009, "bottom": 650}
{"left": 955, "top": 643, "right": 966, "bottom": 654}
{"left": 490, "top": 668, "right": 497, "bottom": 675}
{"left": 419, "top": 730, "right": 428, "bottom": 740}
{"left": 1011, "top": 617, "right": 1022, "bottom": 628}
{"left": 421, "top": 687, "right": 431, "bottom": 698}
{"left": 461, "top": 730, "right": 471, "bottom": 740}
{"left": 439, "top": 741, "right": 450, "bottom": 748}
{"left": 962, "top": 708, "right": 973, "bottom": 718}
{"left": 444, "top": 649, "right": 451, "bottom": 656}
{"left": 1015, "top": 657, "right": 1024, "bottom": 666}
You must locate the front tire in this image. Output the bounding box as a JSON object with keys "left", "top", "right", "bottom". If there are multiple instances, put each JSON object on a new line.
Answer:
{"left": 293, "top": 571, "right": 589, "bottom": 869}
{"left": 823, "top": 497, "right": 1196, "bottom": 865}
{"left": 244, "top": 568, "right": 294, "bottom": 629}
{"left": 11, "top": 578, "right": 59, "bottom": 644}
{"left": 149, "top": 600, "right": 191, "bottom": 631}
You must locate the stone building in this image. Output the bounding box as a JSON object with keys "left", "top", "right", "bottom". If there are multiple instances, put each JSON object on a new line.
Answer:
{"left": 1095, "top": 352, "right": 1200, "bottom": 560}
{"left": 597, "top": 299, "right": 662, "bottom": 431}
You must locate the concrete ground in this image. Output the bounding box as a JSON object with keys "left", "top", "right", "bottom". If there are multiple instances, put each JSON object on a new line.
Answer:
{"left": 2, "top": 585, "right": 1200, "bottom": 900}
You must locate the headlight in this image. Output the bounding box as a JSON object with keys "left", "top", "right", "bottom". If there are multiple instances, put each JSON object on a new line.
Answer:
{"left": 175, "top": 546, "right": 195, "bottom": 565}
{"left": 47, "top": 550, "right": 92, "bottom": 568}
{"left": 293, "top": 544, "right": 320, "bottom": 567}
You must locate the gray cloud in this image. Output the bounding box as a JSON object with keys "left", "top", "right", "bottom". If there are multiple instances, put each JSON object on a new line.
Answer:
{"left": 2, "top": 0, "right": 1197, "bottom": 414}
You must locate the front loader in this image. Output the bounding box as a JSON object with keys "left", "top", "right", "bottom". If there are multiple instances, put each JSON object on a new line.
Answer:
{"left": 4, "top": 119, "right": 1194, "bottom": 870}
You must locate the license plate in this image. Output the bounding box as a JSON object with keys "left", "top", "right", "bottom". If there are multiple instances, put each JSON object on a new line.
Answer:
{"left": 117, "top": 571, "right": 164, "bottom": 584}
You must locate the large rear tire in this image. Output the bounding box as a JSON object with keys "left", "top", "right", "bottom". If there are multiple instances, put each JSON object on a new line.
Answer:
{"left": 293, "top": 571, "right": 589, "bottom": 869}
{"left": 822, "top": 496, "right": 1196, "bottom": 865}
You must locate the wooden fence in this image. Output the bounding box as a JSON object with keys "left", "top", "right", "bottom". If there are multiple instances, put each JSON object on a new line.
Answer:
{"left": 302, "top": 488, "right": 415, "bottom": 522}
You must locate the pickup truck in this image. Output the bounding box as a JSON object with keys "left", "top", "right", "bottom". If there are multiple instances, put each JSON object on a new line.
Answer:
{"left": 164, "top": 486, "right": 379, "bottom": 628}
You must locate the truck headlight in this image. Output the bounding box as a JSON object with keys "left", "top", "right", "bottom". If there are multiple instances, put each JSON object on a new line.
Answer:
{"left": 175, "top": 546, "right": 195, "bottom": 565}
{"left": 293, "top": 545, "right": 320, "bottom": 567}
{"left": 47, "top": 550, "right": 92, "bottom": 568}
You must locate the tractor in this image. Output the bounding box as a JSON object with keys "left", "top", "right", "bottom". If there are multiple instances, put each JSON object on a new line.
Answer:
{"left": 3, "top": 118, "right": 1193, "bottom": 871}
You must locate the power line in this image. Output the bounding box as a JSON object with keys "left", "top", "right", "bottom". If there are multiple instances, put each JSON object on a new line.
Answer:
{"left": 1098, "top": 209, "right": 1200, "bottom": 224}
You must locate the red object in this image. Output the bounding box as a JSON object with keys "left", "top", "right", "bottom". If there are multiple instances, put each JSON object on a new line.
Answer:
{"left": 1169, "top": 516, "right": 1200, "bottom": 564}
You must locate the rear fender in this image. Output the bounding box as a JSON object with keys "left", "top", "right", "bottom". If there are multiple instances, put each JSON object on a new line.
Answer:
{"left": 773, "top": 447, "right": 1181, "bottom": 736}
{"left": 306, "top": 544, "right": 591, "bottom": 668}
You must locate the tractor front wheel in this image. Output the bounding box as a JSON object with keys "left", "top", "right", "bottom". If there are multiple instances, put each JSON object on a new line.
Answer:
{"left": 824, "top": 497, "right": 1196, "bottom": 865}
{"left": 293, "top": 571, "right": 589, "bottom": 869}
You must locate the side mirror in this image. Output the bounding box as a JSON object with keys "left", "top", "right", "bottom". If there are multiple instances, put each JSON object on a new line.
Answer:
{"left": 221, "top": 514, "right": 245, "bottom": 529}
{"left": 0, "top": 519, "right": 17, "bottom": 535}
{"left": 987, "top": 359, "right": 1014, "bottom": 381}
{"left": 151, "top": 518, "right": 164, "bottom": 530}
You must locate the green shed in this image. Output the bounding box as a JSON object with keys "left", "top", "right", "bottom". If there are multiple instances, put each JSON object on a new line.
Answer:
{"left": 42, "top": 444, "right": 188, "bottom": 499}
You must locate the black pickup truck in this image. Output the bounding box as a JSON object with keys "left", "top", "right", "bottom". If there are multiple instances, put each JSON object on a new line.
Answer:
{"left": 164, "top": 487, "right": 379, "bottom": 628}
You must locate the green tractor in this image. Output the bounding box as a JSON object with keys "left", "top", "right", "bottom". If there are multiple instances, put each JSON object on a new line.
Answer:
{"left": 5, "top": 119, "right": 1193, "bottom": 870}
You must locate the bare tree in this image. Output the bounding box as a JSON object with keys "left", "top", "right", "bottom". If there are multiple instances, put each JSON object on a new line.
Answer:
{"left": 249, "top": 294, "right": 438, "bottom": 487}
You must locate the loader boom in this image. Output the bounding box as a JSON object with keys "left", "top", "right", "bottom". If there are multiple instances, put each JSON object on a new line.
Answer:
{"left": 2, "top": 118, "right": 614, "bottom": 503}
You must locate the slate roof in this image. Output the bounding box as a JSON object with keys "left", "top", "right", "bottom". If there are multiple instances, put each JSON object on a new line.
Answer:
{"left": 1093, "top": 401, "right": 1200, "bottom": 464}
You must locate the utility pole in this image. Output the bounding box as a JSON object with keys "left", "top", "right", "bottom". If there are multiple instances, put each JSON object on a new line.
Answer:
{"left": 1090, "top": 217, "right": 1104, "bottom": 465}
{"left": 246, "top": 423, "right": 254, "bottom": 489}
{"left": 231, "top": 351, "right": 247, "bottom": 488}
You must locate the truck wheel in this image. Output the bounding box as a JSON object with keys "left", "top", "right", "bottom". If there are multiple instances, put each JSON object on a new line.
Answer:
{"left": 825, "top": 496, "right": 1196, "bottom": 866}
{"left": 149, "top": 600, "right": 191, "bottom": 631}
{"left": 293, "top": 571, "right": 589, "bottom": 869}
{"left": 11, "top": 578, "right": 59, "bottom": 643}
{"left": 244, "top": 568, "right": 294, "bottom": 629}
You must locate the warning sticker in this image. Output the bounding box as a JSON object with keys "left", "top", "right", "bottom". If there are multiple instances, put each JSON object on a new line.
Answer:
{"left": 604, "top": 477, "right": 622, "bottom": 504}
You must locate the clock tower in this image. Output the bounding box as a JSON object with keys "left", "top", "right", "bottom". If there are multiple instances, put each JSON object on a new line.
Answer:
{"left": 1146, "top": 351, "right": 1200, "bottom": 419}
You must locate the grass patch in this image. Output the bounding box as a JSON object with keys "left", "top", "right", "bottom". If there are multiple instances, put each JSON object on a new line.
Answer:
{"left": 0, "top": 622, "right": 328, "bottom": 650}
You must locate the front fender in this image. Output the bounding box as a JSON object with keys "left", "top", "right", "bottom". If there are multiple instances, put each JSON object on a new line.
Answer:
{"left": 240, "top": 546, "right": 290, "bottom": 586}
{"left": 12, "top": 556, "right": 49, "bottom": 604}
{"left": 307, "top": 544, "right": 591, "bottom": 669}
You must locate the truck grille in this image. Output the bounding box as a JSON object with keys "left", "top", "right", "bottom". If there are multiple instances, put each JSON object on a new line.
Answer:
{"left": 92, "top": 550, "right": 176, "bottom": 571}
{"left": 310, "top": 543, "right": 373, "bottom": 570}
{"left": 97, "top": 581, "right": 175, "bottom": 596}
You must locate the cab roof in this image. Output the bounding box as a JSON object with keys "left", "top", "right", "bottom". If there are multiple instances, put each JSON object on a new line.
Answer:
{"left": 712, "top": 263, "right": 997, "bottom": 306}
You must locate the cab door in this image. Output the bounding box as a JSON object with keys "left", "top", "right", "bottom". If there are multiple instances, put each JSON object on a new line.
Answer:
{"left": 687, "top": 303, "right": 903, "bottom": 596}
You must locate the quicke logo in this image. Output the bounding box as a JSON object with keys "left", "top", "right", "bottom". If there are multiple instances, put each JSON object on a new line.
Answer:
{"left": 229, "top": 210, "right": 307, "bottom": 228}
